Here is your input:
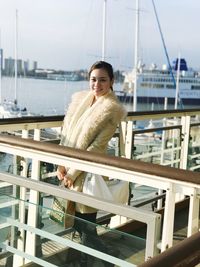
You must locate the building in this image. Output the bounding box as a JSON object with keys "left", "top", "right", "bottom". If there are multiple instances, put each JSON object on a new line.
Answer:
{"left": 4, "top": 57, "right": 15, "bottom": 76}
{"left": 4, "top": 57, "right": 35, "bottom": 76}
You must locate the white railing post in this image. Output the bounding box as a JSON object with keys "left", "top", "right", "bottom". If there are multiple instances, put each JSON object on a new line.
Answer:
{"left": 187, "top": 188, "right": 200, "bottom": 237}
{"left": 145, "top": 214, "right": 161, "bottom": 260}
{"left": 13, "top": 129, "right": 29, "bottom": 267}
{"left": 119, "top": 121, "right": 127, "bottom": 157}
{"left": 25, "top": 128, "right": 41, "bottom": 263}
{"left": 125, "top": 121, "right": 133, "bottom": 159}
{"left": 180, "top": 115, "right": 191, "bottom": 169}
{"left": 161, "top": 183, "right": 175, "bottom": 252}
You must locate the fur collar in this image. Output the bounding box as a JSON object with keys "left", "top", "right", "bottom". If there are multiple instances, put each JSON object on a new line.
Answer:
{"left": 60, "top": 90, "right": 127, "bottom": 150}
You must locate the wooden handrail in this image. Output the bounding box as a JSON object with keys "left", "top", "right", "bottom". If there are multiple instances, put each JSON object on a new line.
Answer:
{"left": 0, "top": 115, "right": 64, "bottom": 125}
{"left": 139, "top": 231, "right": 200, "bottom": 267}
{"left": 0, "top": 134, "right": 199, "bottom": 185}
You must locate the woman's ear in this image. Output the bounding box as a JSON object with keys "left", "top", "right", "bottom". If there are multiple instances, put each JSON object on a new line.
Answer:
{"left": 110, "top": 78, "right": 114, "bottom": 88}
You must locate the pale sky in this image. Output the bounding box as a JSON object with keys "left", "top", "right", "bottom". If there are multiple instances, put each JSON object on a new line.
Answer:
{"left": 0, "top": 0, "right": 199, "bottom": 71}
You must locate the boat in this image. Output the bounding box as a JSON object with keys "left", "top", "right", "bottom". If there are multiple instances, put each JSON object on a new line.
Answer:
{"left": 118, "top": 58, "right": 200, "bottom": 106}
{"left": 0, "top": 10, "right": 31, "bottom": 119}
{"left": 0, "top": 99, "right": 29, "bottom": 118}
{"left": 117, "top": 0, "right": 200, "bottom": 108}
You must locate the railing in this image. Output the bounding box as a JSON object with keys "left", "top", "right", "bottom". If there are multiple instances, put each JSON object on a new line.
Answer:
{"left": 0, "top": 135, "right": 161, "bottom": 267}
{"left": 116, "top": 109, "right": 200, "bottom": 172}
{"left": 0, "top": 109, "right": 200, "bottom": 171}
{"left": 139, "top": 231, "right": 200, "bottom": 267}
{"left": 0, "top": 109, "right": 199, "bottom": 267}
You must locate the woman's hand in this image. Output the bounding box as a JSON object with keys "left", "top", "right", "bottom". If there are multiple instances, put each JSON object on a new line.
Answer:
{"left": 63, "top": 176, "right": 73, "bottom": 188}
{"left": 57, "top": 165, "right": 66, "bottom": 181}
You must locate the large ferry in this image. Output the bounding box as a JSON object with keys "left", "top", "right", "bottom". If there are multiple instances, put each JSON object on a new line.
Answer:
{"left": 118, "top": 58, "right": 200, "bottom": 106}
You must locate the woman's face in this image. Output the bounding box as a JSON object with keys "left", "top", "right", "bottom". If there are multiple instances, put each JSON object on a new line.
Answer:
{"left": 89, "top": 68, "right": 113, "bottom": 99}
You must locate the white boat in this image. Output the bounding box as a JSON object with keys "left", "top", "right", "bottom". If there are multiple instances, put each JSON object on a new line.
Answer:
{"left": 0, "top": 99, "right": 30, "bottom": 118}
{"left": 120, "top": 58, "right": 200, "bottom": 106}
{"left": 118, "top": 0, "right": 200, "bottom": 108}
{"left": 0, "top": 10, "right": 31, "bottom": 119}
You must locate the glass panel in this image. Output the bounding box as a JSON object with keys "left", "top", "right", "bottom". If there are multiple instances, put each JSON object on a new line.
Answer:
{"left": 0, "top": 192, "right": 146, "bottom": 266}
{"left": 0, "top": 153, "right": 14, "bottom": 173}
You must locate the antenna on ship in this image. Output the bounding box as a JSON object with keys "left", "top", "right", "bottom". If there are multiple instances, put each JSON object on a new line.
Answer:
{"left": 102, "top": 0, "right": 107, "bottom": 61}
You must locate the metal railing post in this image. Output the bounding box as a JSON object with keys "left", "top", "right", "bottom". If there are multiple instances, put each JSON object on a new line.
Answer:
{"left": 187, "top": 188, "right": 200, "bottom": 237}
{"left": 161, "top": 183, "right": 175, "bottom": 252}
{"left": 180, "top": 115, "right": 191, "bottom": 169}
{"left": 119, "top": 121, "right": 127, "bottom": 157}
{"left": 125, "top": 121, "right": 133, "bottom": 159}
{"left": 13, "top": 129, "right": 29, "bottom": 267}
{"left": 146, "top": 214, "right": 161, "bottom": 260}
{"left": 25, "top": 128, "right": 41, "bottom": 263}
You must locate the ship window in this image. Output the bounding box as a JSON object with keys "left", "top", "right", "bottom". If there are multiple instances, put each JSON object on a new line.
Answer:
{"left": 166, "top": 84, "right": 176, "bottom": 89}
{"left": 191, "top": 85, "right": 200, "bottom": 90}
{"left": 141, "top": 83, "right": 152, "bottom": 88}
{"left": 152, "top": 84, "right": 164, "bottom": 88}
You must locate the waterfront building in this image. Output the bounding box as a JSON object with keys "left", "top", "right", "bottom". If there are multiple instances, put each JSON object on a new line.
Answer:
{"left": 4, "top": 57, "right": 38, "bottom": 76}
{"left": 29, "top": 60, "right": 37, "bottom": 70}
{"left": 4, "top": 57, "right": 15, "bottom": 76}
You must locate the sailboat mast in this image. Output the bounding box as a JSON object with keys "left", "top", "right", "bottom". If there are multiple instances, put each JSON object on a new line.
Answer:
{"left": 102, "top": 0, "right": 107, "bottom": 61}
{"left": 14, "top": 9, "right": 18, "bottom": 103}
{"left": 175, "top": 53, "right": 181, "bottom": 109}
{"left": 0, "top": 29, "right": 2, "bottom": 105}
{"left": 133, "top": 0, "right": 139, "bottom": 111}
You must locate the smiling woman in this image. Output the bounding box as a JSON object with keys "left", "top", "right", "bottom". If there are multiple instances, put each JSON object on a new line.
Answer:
{"left": 89, "top": 61, "right": 114, "bottom": 99}
{"left": 56, "top": 60, "right": 127, "bottom": 266}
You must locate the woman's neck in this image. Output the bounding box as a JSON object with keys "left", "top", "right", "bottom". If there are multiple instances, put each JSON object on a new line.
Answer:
{"left": 90, "top": 96, "right": 96, "bottom": 106}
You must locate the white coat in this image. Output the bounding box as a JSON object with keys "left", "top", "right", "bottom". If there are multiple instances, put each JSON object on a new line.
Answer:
{"left": 60, "top": 89, "right": 127, "bottom": 213}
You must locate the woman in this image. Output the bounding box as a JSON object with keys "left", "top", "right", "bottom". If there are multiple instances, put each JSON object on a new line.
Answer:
{"left": 57, "top": 61, "right": 127, "bottom": 266}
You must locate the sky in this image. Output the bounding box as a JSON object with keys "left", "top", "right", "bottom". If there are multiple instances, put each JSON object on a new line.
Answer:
{"left": 0, "top": 0, "right": 199, "bottom": 72}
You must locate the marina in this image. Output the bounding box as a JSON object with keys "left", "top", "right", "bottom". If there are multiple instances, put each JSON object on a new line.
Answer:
{"left": 0, "top": 0, "right": 200, "bottom": 266}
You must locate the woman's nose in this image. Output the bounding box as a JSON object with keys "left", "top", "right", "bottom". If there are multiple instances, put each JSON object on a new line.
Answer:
{"left": 95, "top": 80, "right": 100, "bottom": 85}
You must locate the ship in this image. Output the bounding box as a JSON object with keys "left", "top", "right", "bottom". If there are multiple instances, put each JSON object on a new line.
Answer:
{"left": 117, "top": 58, "right": 200, "bottom": 106}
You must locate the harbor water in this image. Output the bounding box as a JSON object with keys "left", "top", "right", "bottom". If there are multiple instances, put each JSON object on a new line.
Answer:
{"left": 1, "top": 77, "right": 198, "bottom": 116}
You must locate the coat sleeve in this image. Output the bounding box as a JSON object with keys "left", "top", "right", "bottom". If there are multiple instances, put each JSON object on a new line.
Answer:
{"left": 66, "top": 120, "right": 118, "bottom": 181}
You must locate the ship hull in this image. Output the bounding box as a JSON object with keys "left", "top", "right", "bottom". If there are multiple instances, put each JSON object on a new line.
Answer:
{"left": 117, "top": 94, "right": 200, "bottom": 106}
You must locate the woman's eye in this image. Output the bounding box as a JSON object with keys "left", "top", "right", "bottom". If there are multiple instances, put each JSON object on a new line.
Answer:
{"left": 90, "top": 78, "right": 107, "bottom": 82}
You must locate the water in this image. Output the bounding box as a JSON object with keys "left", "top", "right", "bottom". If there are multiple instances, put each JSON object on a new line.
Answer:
{"left": 1, "top": 77, "right": 87, "bottom": 115}
{"left": 1, "top": 77, "right": 198, "bottom": 115}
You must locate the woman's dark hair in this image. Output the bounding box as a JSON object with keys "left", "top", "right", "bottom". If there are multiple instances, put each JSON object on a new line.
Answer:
{"left": 88, "top": 61, "right": 114, "bottom": 90}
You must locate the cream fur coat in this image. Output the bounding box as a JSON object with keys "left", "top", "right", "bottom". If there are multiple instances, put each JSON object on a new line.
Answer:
{"left": 60, "top": 89, "right": 127, "bottom": 213}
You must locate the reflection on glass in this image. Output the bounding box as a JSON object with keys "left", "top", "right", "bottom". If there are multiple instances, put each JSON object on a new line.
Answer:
{"left": 0, "top": 192, "right": 146, "bottom": 266}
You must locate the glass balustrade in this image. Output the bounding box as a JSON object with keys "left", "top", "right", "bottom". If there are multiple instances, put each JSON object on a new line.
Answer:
{"left": 0, "top": 190, "right": 146, "bottom": 267}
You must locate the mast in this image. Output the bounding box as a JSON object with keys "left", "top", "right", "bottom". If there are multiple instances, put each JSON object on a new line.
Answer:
{"left": 14, "top": 9, "right": 18, "bottom": 103}
{"left": 0, "top": 29, "right": 2, "bottom": 105}
{"left": 175, "top": 53, "right": 181, "bottom": 109}
{"left": 133, "top": 0, "right": 139, "bottom": 112}
{"left": 102, "top": 0, "right": 107, "bottom": 61}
